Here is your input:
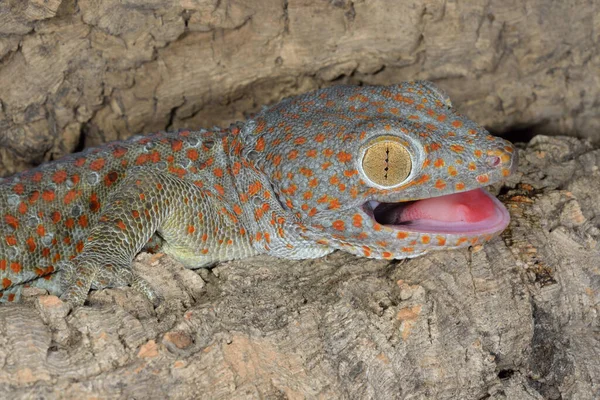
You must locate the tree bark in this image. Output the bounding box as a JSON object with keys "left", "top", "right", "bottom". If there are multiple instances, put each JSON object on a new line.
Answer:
{"left": 0, "top": 1, "right": 599, "bottom": 398}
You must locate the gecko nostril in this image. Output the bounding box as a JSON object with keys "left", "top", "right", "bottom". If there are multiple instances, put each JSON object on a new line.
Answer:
{"left": 486, "top": 155, "right": 501, "bottom": 168}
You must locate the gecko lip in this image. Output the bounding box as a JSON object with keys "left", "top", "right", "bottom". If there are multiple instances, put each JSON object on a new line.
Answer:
{"left": 363, "top": 188, "right": 510, "bottom": 235}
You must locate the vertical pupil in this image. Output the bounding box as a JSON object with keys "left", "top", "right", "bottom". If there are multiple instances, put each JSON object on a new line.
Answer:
{"left": 384, "top": 146, "right": 390, "bottom": 179}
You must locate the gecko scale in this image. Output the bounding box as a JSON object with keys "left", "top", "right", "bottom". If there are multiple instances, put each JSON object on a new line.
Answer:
{"left": 0, "top": 82, "right": 517, "bottom": 306}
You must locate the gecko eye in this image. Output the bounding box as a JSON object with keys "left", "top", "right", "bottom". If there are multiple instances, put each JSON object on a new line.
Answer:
{"left": 361, "top": 136, "right": 412, "bottom": 188}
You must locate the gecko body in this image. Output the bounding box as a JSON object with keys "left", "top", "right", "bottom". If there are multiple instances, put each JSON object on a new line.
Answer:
{"left": 0, "top": 82, "right": 517, "bottom": 305}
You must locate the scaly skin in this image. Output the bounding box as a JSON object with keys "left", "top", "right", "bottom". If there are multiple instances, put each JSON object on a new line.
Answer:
{"left": 0, "top": 82, "right": 517, "bottom": 306}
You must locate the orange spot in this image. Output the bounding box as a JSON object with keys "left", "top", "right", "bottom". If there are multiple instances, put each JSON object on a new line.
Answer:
{"left": 315, "top": 133, "right": 326, "bottom": 143}
{"left": 13, "top": 183, "right": 24, "bottom": 195}
{"left": 36, "top": 224, "right": 45, "bottom": 236}
{"left": 5, "top": 236, "right": 17, "bottom": 246}
{"left": 306, "top": 149, "right": 317, "bottom": 157}
{"left": 135, "top": 154, "right": 149, "bottom": 165}
{"left": 476, "top": 174, "right": 489, "bottom": 183}
{"left": 299, "top": 167, "right": 313, "bottom": 177}
{"left": 434, "top": 179, "right": 446, "bottom": 190}
{"left": 10, "top": 262, "right": 21, "bottom": 273}
{"left": 63, "top": 189, "right": 77, "bottom": 205}
{"left": 337, "top": 151, "right": 352, "bottom": 163}
{"left": 17, "top": 202, "right": 28, "bottom": 214}
{"left": 456, "top": 237, "right": 468, "bottom": 245}
{"left": 26, "top": 237, "right": 36, "bottom": 252}
{"left": 430, "top": 143, "right": 442, "bottom": 152}
{"left": 213, "top": 168, "right": 224, "bottom": 178}
{"left": 32, "top": 172, "right": 44, "bottom": 182}
{"left": 328, "top": 198, "right": 341, "bottom": 209}
{"left": 455, "top": 182, "right": 465, "bottom": 191}
{"left": 396, "top": 231, "right": 408, "bottom": 239}
{"left": 351, "top": 214, "right": 363, "bottom": 228}
{"left": 90, "top": 158, "right": 106, "bottom": 171}
{"left": 0, "top": 260, "right": 5, "bottom": 270}
{"left": 116, "top": 220, "right": 127, "bottom": 230}
{"left": 89, "top": 193, "right": 101, "bottom": 212}
{"left": 113, "top": 146, "right": 128, "bottom": 158}
{"left": 448, "top": 166, "right": 458, "bottom": 176}
{"left": 104, "top": 171, "right": 119, "bottom": 186}
{"left": 42, "top": 190, "right": 55, "bottom": 202}
{"left": 332, "top": 220, "right": 345, "bottom": 231}
{"left": 171, "top": 140, "right": 183, "bottom": 152}
{"left": 232, "top": 162, "right": 242, "bottom": 175}
{"left": 2, "top": 278, "right": 12, "bottom": 289}
{"left": 450, "top": 145, "right": 464, "bottom": 153}
{"left": 187, "top": 225, "right": 195, "bottom": 234}
{"left": 78, "top": 215, "right": 88, "bottom": 228}
{"left": 187, "top": 149, "right": 199, "bottom": 161}
{"left": 248, "top": 181, "right": 262, "bottom": 196}
{"left": 434, "top": 158, "right": 445, "bottom": 168}
{"left": 401, "top": 247, "right": 414, "bottom": 252}
{"left": 52, "top": 170, "right": 68, "bottom": 184}
{"left": 29, "top": 191, "right": 39, "bottom": 204}
{"left": 421, "top": 235, "right": 430, "bottom": 244}
{"left": 255, "top": 137, "right": 266, "bottom": 151}
{"left": 288, "top": 150, "right": 298, "bottom": 160}
{"left": 214, "top": 184, "right": 225, "bottom": 196}
{"left": 452, "top": 120, "right": 463, "bottom": 128}
{"left": 51, "top": 211, "right": 61, "bottom": 224}
{"left": 382, "top": 252, "right": 393, "bottom": 259}
{"left": 4, "top": 215, "right": 19, "bottom": 229}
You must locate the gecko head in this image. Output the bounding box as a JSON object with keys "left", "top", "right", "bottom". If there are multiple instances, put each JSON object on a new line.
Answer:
{"left": 243, "top": 81, "right": 518, "bottom": 259}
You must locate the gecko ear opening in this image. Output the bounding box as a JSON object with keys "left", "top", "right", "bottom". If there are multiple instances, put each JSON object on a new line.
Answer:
{"left": 361, "top": 136, "right": 412, "bottom": 187}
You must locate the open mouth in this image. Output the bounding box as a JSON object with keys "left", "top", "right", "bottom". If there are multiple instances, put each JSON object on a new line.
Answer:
{"left": 363, "top": 188, "right": 510, "bottom": 235}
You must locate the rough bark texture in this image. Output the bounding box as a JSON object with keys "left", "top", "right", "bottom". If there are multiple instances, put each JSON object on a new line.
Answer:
{"left": 1, "top": 1, "right": 599, "bottom": 399}
{"left": 0, "top": 136, "right": 599, "bottom": 399}
{"left": 1, "top": 0, "right": 600, "bottom": 176}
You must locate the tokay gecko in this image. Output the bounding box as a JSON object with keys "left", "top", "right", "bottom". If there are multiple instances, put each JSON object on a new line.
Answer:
{"left": 0, "top": 82, "right": 517, "bottom": 306}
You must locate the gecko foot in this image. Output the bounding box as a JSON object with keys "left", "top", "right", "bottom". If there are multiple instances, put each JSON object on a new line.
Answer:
{"left": 59, "top": 260, "right": 163, "bottom": 307}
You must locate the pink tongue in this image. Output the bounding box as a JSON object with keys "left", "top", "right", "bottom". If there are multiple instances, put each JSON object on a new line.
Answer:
{"left": 399, "top": 189, "right": 495, "bottom": 223}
